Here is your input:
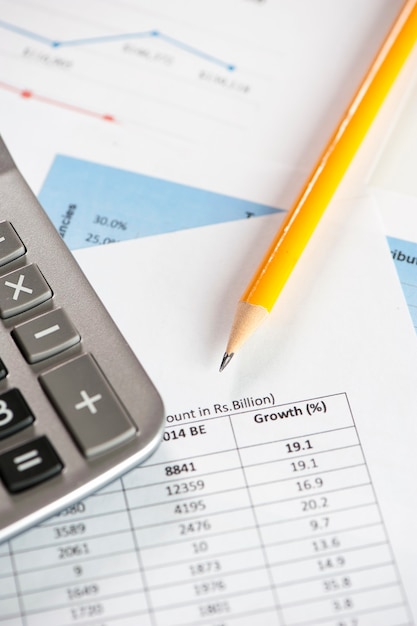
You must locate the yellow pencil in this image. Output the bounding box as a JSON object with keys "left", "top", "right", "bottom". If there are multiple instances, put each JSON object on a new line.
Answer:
{"left": 220, "top": 0, "right": 417, "bottom": 371}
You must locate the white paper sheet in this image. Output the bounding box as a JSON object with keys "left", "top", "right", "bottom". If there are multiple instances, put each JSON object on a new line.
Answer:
{"left": 59, "top": 191, "right": 417, "bottom": 625}
{"left": 371, "top": 68, "right": 417, "bottom": 197}
{"left": 1, "top": 177, "right": 416, "bottom": 624}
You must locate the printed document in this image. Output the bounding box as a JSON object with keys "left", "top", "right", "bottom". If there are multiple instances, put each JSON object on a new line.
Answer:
{"left": 2, "top": 189, "right": 415, "bottom": 626}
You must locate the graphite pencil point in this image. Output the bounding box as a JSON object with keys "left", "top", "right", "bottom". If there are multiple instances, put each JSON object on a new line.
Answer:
{"left": 219, "top": 352, "right": 234, "bottom": 372}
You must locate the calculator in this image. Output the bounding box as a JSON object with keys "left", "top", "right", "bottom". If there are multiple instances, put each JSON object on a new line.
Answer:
{"left": 0, "top": 136, "right": 165, "bottom": 543}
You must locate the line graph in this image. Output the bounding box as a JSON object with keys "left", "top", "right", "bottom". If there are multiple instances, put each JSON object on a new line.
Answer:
{"left": 0, "top": 19, "right": 235, "bottom": 70}
{"left": 0, "top": 0, "right": 390, "bottom": 168}
{"left": 0, "top": 1, "right": 255, "bottom": 141}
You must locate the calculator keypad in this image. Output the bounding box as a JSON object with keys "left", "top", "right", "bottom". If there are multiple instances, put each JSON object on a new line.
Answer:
{"left": 0, "top": 136, "right": 164, "bottom": 543}
{"left": 0, "top": 219, "right": 136, "bottom": 486}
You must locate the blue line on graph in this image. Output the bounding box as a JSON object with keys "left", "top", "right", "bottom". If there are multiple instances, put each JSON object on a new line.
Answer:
{"left": 156, "top": 33, "right": 235, "bottom": 71}
{"left": 0, "top": 19, "right": 53, "bottom": 46}
{"left": 0, "top": 19, "right": 236, "bottom": 71}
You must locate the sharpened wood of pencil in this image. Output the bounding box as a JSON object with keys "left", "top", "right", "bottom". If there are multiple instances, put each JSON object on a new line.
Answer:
{"left": 219, "top": 0, "right": 417, "bottom": 372}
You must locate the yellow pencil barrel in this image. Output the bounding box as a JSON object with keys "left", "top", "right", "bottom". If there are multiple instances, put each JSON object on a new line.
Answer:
{"left": 242, "top": 0, "right": 417, "bottom": 312}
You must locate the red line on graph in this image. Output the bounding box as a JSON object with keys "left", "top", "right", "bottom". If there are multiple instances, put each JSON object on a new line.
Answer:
{"left": 0, "top": 81, "right": 116, "bottom": 122}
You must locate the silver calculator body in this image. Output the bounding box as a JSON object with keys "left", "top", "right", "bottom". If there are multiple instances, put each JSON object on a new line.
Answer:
{"left": 0, "top": 136, "right": 165, "bottom": 543}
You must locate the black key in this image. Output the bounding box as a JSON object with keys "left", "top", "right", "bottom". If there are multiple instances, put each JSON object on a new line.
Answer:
{"left": 0, "top": 389, "right": 34, "bottom": 440}
{"left": 0, "top": 436, "right": 63, "bottom": 493}
{"left": 0, "top": 357, "right": 7, "bottom": 380}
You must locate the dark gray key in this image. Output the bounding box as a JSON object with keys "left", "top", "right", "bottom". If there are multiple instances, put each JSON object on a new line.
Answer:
{"left": 13, "top": 307, "right": 81, "bottom": 363}
{"left": 0, "top": 263, "right": 52, "bottom": 318}
{"left": 0, "top": 221, "right": 25, "bottom": 267}
{"left": 40, "top": 354, "right": 136, "bottom": 458}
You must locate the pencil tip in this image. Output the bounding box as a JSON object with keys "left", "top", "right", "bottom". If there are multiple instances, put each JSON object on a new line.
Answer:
{"left": 219, "top": 352, "right": 234, "bottom": 372}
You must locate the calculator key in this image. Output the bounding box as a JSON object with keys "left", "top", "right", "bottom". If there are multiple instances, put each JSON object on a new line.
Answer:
{"left": 40, "top": 354, "right": 136, "bottom": 458}
{"left": 0, "top": 263, "right": 52, "bottom": 318}
{"left": 0, "top": 357, "right": 7, "bottom": 380}
{"left": 0, "top": 436, "right": 63, "bottom": 493}
{"left": 13, "top": 307, "right": 81, "bottom": 363}
{"left": 0, "top": 221, "right": 25, "bottom": 267}
{"left": 0, "top": 389, "right": 34, "bottom": 440}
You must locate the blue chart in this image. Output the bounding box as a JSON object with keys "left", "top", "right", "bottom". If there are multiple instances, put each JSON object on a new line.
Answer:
{"left": 388, "top": 235, "right": 417, "bottom": 333}
{"left": 38, "top": 155, "right": 282, "bottom": 250}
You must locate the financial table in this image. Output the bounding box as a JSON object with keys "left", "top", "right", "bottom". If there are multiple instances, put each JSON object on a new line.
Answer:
{"left": 0, "top": 393, "right": 412, "bottom": 625}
